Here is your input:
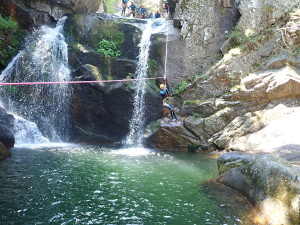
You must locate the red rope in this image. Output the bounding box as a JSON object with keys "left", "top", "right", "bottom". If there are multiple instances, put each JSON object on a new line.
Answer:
{"left": 0, "top": 77, "right": 164, "bottom": 86}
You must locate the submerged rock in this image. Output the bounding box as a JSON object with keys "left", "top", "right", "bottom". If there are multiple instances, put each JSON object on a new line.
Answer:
{"left": 217, "top": 152, "right": 300, "bottom": 225}
{"left": 0, "top": 142, "right": 11, "bottom": 159}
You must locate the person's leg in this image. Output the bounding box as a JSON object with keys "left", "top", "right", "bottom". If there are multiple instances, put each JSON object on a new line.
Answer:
{"left": 172, "top": 110, "right": 178, "bottom": 120}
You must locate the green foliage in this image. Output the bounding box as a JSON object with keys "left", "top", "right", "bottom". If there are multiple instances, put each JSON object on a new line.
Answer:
{"left": 0, "top": 15, "right": 18, "bottom": 31}
{"left": 100, "top": 21, "right": 125, "bottom": 46}
{"left": 97, "top": 23, "right": 124, "bottom": 58}
{"left": 183, "top": 99, "right": 203, "bottom": 105}
{"left": 148, "top": 59, "right": 158, "bottom": 78}
{"left": 97, "top": 39, "right": 121, "bottom": 57}
{"left": 173, "top": 81, "right": 189, "bottom": 95}
{"left": 0, "top": 14, "right": 23, "bottom": 67}
{"left": 192, "top": 113, "right": 202, "bottom": 118}
{"left": 192, "top": 71, "right": 206, "bottom": 82}
{"left": 4, "top": 85, "right": 19, "bottom": 94}
{"left": 114, "top": 31, "right": 125, "bottom": 46}
{"left": 226, "top": 28, "right": 245, "bottom": 47}
{"left": 104, "top": 0, "right": 116, "bottom": 14}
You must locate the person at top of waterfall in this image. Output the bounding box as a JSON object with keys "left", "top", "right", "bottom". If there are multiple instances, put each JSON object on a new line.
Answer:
{"left": 139, "top": 6, "right": 148, "bottom": 19}
{"left": 148, "top": 10, "right": 153, "bottom": 19}
{"left": 163, "top": 0, "right": 169, "bottom": 14}
{"left": 154, "top": 10, "right": 161, "bottom": 19}
{"left": 159, "top": 84, "right": 178, "bottom": 121}
{"left": 121, "top": 0, "right": 129, "bottom": 16}
{"left": 128, "top": 1, "right": 137, "bottom": 18}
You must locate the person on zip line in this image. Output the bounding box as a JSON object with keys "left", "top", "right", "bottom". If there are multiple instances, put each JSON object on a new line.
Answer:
{"left": 121, "top": 0, "right": 129, "bottom": 16}
{"left": 159, "top": 83, "right": 178, "bottom": 121}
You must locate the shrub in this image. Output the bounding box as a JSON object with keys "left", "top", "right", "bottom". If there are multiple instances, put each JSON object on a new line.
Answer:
{"left": 0, "top": 14, "right": 22, "bottom": 67}
{"left": 97, "top": 39, "right": 121, "bottom": 57}
{"left": 0, "top": 15, "right": 18, "bottom": 31}
{"left": 192, "top": 113, "right": 202, "bottom": 118}
{"left": 173, "top": 81, "right": 189, "bottom": 95}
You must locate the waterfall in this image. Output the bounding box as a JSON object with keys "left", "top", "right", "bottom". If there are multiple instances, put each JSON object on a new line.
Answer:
{"left": 125, "top": 21, "right": 154, "bottom": 147}
{"left": 0, "top": 16, "right": 72, "bottom": 143}
{"left": 14, "top": 116, "right": 50, "bottom": 145}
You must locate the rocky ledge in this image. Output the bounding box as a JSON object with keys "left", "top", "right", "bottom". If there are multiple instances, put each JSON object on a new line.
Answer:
{"left": 217, "top": 152, "right": 300, "bottom": 225}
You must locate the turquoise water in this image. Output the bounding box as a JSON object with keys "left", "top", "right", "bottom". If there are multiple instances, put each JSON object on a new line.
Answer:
{"left": 0, "top": 145, "right": 248, "bottom": 224}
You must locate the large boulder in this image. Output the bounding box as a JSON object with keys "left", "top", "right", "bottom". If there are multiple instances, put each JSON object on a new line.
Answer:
{"left": 2, "top": 0, "right": 104, "bottom": 27}
{"left": 64, "top": 14, "right": 162, "bottom": 143}
{"left": 0, "top": 107, "right": 15, "bottom": 158}
{"left": 145, "top": 119, "right": 203, "bottom": 151}
{"left": 217, "top": 152, "right": 300, "bottom": 225}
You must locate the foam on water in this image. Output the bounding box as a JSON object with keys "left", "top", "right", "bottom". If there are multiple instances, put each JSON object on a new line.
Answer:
{"left": 14, "top": 142, "right": 77, "bottom": 149}
{"left": 110, "top": 147, "right": 154, "bottom": 157}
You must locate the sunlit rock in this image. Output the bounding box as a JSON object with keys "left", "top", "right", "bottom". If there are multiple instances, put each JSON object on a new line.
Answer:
{"left": 217, "top": 153, "right": 300, "bottom": 224}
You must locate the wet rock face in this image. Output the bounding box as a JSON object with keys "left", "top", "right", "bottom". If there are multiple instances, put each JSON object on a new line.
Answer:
{"left": 0, "top": 107, "right": 15, "bottom": 152}
{"left": 2, "top": 0, "right": 104, "bottom": 27}
{"left": 65, "top": 14, "right": 162, "bottom": 143}
{"left": 217, "top": 152, "right": 300, "bottom": 225}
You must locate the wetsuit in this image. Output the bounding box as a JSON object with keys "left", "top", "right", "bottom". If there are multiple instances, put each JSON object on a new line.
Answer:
{"left": 155, "top": 12, "right": 161, "bottom": 19}
{"left": 121, "top": 0, "right": 129, "bottom": 16}
{"left": 128, "top": 4, "right": 137, "bottom": 17}
{"left": 140, "top": 8, "right": 147, "bottom": 18}
{"left": 160, "top": 87, "right": 178, "bottom": 120}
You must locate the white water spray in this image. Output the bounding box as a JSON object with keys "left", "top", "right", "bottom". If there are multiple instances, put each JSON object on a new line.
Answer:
{"left": 0, "top": 17, "right": 72, "bottom": 144}
{"left": 125, "top": 21, "right": 154, "bottom": 147}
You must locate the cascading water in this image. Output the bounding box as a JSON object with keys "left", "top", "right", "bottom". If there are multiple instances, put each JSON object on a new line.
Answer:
{"left": 125, "top": 21, "right": 154, "bottom": 147}
{"left": 0, "top": 17, "right": 72, "bottom": 143}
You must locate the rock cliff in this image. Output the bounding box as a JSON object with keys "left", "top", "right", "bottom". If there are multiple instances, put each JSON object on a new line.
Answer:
{"left": 148, "top": 1, "right": 300, "bottom": 162}
{"left": 64, "top": 14, "right": 161, "bottom": 143}
{"left": 2, "top": 0, "right": 104, "bottom": 27}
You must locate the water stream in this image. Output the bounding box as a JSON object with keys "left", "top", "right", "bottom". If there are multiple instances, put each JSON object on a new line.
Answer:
{"left": 0, "top": 17, "right": 72, "bottom": 143}
{"left": 125, "top": 21, "right": 154, "bottom": 147}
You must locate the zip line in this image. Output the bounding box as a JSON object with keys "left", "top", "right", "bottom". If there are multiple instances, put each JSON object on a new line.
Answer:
{"left": 0, "top": 77, "right": 164, "bottom": 86}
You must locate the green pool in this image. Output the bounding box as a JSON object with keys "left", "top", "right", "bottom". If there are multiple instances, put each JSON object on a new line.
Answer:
{"left": 0, "top": 145, "right": 252, "bottom": 224}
